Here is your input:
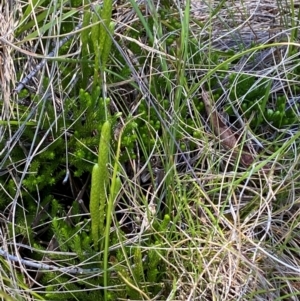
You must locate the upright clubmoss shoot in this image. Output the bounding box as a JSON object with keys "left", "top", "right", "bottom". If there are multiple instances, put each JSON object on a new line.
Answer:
{"left": 90, "top": 120, "right": 111, "bottom": 249}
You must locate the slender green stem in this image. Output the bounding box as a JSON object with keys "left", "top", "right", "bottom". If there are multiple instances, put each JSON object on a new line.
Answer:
{"left": 164, "top": 0, "right": 190, "bottom": 211}
{"left": 103, "top": 124, "right": 122, "bottom": 301}
{"left": 128, "top": 0, "right": 154, "bottom": 43}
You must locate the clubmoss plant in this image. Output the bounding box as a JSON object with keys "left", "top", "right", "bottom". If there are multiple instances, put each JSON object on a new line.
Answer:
{"left": 90, "top": 120, "right": 111, "bottom": 249}
{"left": 5, "top": 0, "right": 300, "bottom": 300}
{"left": 225, "top": 71, "right": 299, "bottom": 129}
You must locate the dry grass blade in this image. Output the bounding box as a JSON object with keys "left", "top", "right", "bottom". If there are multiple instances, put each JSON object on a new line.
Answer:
{"left": 0, "top": 2, "right": 15, "bottom": 118}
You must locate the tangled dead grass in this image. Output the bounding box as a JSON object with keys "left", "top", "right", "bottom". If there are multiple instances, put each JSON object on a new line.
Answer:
{"left": 0, "top": 2, "right": 15, "bottom": 119}
{"left": 163, "top": 1, "right": 300, "bottom": 300}
{"left": 1, "top": 1, "right": 300, "bottom": 300}
{"left": 191, "top": 0, "right": 300, "bottom": 51}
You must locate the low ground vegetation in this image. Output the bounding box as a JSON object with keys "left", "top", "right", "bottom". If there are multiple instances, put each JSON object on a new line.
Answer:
{"left": 1, "top": 0, "right": 300, "bottom": 300}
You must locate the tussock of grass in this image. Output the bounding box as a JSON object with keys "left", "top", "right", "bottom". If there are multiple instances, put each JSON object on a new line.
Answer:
{"left": 1, "top": 0, "right": 300, "bottom": 300}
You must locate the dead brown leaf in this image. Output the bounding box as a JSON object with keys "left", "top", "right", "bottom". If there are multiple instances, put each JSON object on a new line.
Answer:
{"left": 201, "top": 86, "right": 255, "bottom": 168}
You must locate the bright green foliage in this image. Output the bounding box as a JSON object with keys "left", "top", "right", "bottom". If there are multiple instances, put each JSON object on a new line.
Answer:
{"left": 0, "top": 80, "right": 169, "bottom": 297}
{"left": 0, "top": 86, "right": 114, "bottom": 281}
{"left": 99, "top": 0, "right": 113, "bottom": 55}
{"left": 81, "top": 9, "right": 92, "bottom": 89}
{"left": 111, "top": 175, "right": 121, "bottom": 202}
{"left": 101, "top": 22, "right": 115, "bottom": 68}
{"left": 132, "top": 247, "right": 144, "bottom": 284}
{"left": 97, "top": 120, "right": 111, "bottom": 244}
{"left": 80, "top": 0, "right": 114, "bottom": 89}
{"left": 43, "top": 273, "right": 102, "bottom": 300}
{"left": 228, "top": 73, "right": 267, "bottom": 105}
{"left": 90, "top": 120, "right": 111, "bottom": 250}
{"left": 52, "top": 217, "right": 69, "bottom": 252}
{"left": 225, "top": 73, "right": 299, "bottom": 129}
{"left": 70, "top": 0, "right": 81, "bottom": 7}
{"left": 51, "top": 209, "right": 92, "bottom": 258}
{"left": 2, "top": 6, "right": 191, "bottom": 298}
{"left": 147, "top": 244, "right": 162, "bottom": 289}
{"left": 91, "top": 9, "right": 102, "bottom": 89}
{"left": 90, "top": 164, "right": 102, "bottom": 248}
